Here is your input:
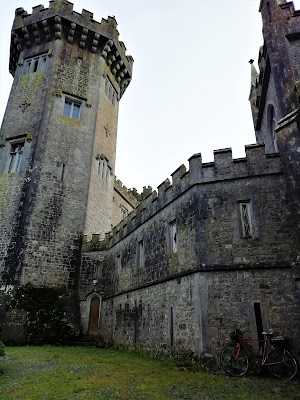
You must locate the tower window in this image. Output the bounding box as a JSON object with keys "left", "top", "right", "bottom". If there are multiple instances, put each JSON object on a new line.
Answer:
{"left": 63, "top": 99, "right": 81, "bottom": 120}
{"left": 24, "top": 53, "right": 48, "bottom": 74}
{"left": 121, "top": 205, "right": 128, "bottom": 220}
{"left": 97, "top": 157, "right": 111, "bottom": 183}
{"left": 267, "top": 104, "right": 278, "bottom": 152}
{"left": 239, "top": 202, "right": 253, "bottom": 238}
{"left": 7, "top": 141, "right": 24, "bottom": 173}
{"left": 104, "top": 77, "right": 118, "bottom": 105}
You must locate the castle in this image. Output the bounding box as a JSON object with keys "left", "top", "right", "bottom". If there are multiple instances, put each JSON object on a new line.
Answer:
{"left": 0, "top": 0, "right": 299, "bottom": 366}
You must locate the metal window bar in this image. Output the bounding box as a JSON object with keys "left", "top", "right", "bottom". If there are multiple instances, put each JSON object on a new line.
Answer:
{"left": 240, "top": 203, "right": 252, "bottom": 237}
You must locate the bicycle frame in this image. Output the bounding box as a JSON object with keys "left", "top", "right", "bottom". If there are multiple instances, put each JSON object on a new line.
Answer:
{"left": 236, "top": 335, "right": 283, "bottom": 367}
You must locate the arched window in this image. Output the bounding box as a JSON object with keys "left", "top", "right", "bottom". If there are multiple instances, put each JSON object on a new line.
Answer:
{"left": 267, "top": 104, "right": 278, "bottom": 152}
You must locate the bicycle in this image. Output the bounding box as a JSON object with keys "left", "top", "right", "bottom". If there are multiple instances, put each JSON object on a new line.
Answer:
{"left": 220, "top": 329, "right": 298, "bottom": 380}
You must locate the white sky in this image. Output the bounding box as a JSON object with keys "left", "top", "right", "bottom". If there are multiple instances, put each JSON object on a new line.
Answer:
{"left": 1, "top": 0, "right": 300, "bottom": 192}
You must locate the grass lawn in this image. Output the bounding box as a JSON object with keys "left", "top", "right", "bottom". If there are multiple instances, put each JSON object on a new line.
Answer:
{"left": 0, "top": 346, "right": 299, "bottom": 400}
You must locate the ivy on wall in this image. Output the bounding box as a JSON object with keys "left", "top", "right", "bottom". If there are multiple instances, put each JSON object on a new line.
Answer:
{"left": 8, "top": 285, "right": 72, "bottom": 344}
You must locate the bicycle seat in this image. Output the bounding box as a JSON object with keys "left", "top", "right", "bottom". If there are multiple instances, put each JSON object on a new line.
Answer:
{"left": 262, "top": 330, "right": 273, "bottom": 336}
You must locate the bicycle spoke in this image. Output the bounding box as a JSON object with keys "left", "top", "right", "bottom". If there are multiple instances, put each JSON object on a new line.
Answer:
{"left": 220, "top": 345, "right": 249, "bottom": 377}
{"left": 267, "top": 349, "right": 297, "bottom": 380}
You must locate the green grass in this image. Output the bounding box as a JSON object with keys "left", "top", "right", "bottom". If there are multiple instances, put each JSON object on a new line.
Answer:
{"left": 0, "top": 346, "right": 299, "bottom": 399}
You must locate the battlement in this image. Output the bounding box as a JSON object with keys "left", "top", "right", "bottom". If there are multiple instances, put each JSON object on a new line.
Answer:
{"left": 10, "top": 0, "right": 133, "bottom": 96}
{"left": 83, "top": 143, "right": 282, "bottom": 251}
{"left": 114, "top": 178, "right": 139, "bottom": 208}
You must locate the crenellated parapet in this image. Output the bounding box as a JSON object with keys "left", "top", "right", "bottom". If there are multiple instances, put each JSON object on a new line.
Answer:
{"left": 114, "top": 178, "right": 140, "bottom": 208}
{"left": 10, "top": 0, "right": 133, "bottom": 96}
{"left": 83, "top": 143, "right": 282, "bottom": 251}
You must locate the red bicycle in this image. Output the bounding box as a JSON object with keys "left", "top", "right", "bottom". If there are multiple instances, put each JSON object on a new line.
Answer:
{"left": 220, "top": 329, "right": 297, "bottom": 380}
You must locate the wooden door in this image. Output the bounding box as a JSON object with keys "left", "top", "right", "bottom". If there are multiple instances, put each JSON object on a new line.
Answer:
{"left": 88, "top": 297, "right": 100, "bottom": 335}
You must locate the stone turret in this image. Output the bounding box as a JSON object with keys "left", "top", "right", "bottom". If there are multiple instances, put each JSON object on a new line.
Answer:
{"left": 253, "top": 0, "right": 300, "bottom": 285}
{"left": 10, "top": 0, "right": 133, "bottom": 96}
{"left": 0, "top": 0, "right": 133, "bottom": 342}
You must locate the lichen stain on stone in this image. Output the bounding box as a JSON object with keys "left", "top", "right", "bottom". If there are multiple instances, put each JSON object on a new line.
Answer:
{"left": 0, "top": 174, "right": 18, "bottom": 210}
{"left": 61, "top": 116, "right": 80, "bottom": 126}
{"left": 251, "top": 148, "right": 262, "bottom": 156}
{"left": 289, "top": 137, "right": 296, "bottom": 146}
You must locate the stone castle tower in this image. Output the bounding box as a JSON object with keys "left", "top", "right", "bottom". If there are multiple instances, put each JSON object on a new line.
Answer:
{"left": 0, "top": 0, "right": 133, "bottom": 293}
{"left": 0, "top": 0, "right": 300, "bottom": 365}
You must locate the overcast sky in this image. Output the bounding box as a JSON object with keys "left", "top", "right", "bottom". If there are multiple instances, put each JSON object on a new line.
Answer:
{"left": 1, "top": 0, "right": 300, "bottom": 192}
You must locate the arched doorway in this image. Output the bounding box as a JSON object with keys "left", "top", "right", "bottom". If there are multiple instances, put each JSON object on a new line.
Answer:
{"left": 88, "top": 296, "right": 100, "bottom": 335}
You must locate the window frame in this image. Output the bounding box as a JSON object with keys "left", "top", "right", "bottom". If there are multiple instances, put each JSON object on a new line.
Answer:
{"left": 5, "top": 139, "right": 25, "bottom": 173}
{"left": 121, "top": 205, "right": 128, "bottom": 220}
{"left": 170, "top": 221, "right": 177, "bottom": 253}
{"left": 267, "top": 104, "right": 278, "bottom": 153}
{"left": 24, "top": 53, "right": 48, "bottom": 74}
{"left": 104, "top": 76, "right": 118, "bottom": 105}
{"left": 239, "top": 201, "right": 253, "bottom": 238}
{"left": 137, "top": 240, "right": 144, "bottom": 268}
{"left": 63, "top": 98, "right": 82, "bottom": 120}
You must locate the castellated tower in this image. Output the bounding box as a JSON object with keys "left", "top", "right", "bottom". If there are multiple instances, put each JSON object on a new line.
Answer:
{"left": 0, "top": 0, "right": 133, "bottom": 293}
{"left": 250, "top": 0, "right": 300, "bottom": 253}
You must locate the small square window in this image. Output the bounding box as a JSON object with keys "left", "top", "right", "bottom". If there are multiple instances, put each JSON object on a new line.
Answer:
{"left": 63, "top": 99, "right": 81, "bottom": 120}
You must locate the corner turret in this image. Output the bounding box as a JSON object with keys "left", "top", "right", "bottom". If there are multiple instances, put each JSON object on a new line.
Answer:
{"left": 9, "top": 0, "right": 133, "bottom": 96}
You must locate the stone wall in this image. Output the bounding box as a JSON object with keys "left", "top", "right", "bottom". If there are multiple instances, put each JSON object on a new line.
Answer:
{"left": 81, "top": 147, "right": 300, "bottom": 358}
{"left": 0, "top": 0, "right": 133, "bottom": 339}
{"left": 97, "top": 268, "right": 299, "bottom": 363}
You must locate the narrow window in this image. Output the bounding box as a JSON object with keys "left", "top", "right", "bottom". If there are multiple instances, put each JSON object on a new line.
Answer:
{"left": 72, "top": 102, "right": 81, "bottom": 120}
{"left": 33, "top": 58, "right": 39, "bottom": 72}
{"left": 105, "top": 77, "right": 118, "bottom": 105}
{"left": 137, "top": 240, "right": 144, "bottom": 268}
{"left": 106, "top": 165, "right": 111, "bottom": 182}
{"left": 116, "top": 254, "right": 121, "bottom": 272}
{"left": 63, "top": 99, "right": 72, "bottom": 117}
{"left": 25, "top": 61, "right": 31, "bottom": 74}
{"left": 239, "top": 202, "right": 253, "bottom": 238}
{"left": 102, "top": 159, "right": 106, "bottom": 178}
{"left": 170, "top": 222, "right": 177, "bottom": 253}
{"left": 61, "top": 163, "right": 66, "bottom": 182}
{"left": 121, "top": 206, "right": 128, "bottom": 220}
{"left": 8, "top": 142, "right": 24, "bottom": 173}
{"left": 268, "top": 105, "right": 278, "bottom": 152}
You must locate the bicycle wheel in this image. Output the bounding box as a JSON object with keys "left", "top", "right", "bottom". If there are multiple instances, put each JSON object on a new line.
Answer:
{"left": 267, "top": 348, "right": 297, "bottom": 380}
{"left": 220, "top": 344, "right": 249, "bottom": 377}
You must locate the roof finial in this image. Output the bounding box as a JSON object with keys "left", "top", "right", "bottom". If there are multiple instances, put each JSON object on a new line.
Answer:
{"left": 249, "top": 59, "right": 258, "bottom": 86}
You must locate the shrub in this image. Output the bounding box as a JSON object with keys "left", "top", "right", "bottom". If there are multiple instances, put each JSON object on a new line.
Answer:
{"left": 0, "top": 341, "right": 5, "bottom": 357}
